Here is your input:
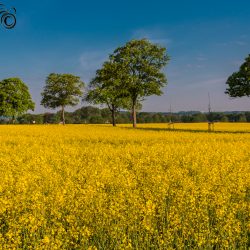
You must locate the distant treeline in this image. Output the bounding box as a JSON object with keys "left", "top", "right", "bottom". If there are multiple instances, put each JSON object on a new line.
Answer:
{"left": 1, "top": 106, "right": 249, "bottom": 124}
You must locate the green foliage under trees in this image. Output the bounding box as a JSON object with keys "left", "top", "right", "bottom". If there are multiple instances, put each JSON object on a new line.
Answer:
{"left": 12, "top": 107, "right": 250, "bottom": 125}
{"left": 0, "top": 78, "right": 35, "bottom": 123}
{"left": 41, "top": 73, "right": 84, "bottom": 125}
{"left": 226, "top": 54, "right": 250, "bottom": 97}
{"left": 109, "top": 39, "right": 169, "bottom": 128}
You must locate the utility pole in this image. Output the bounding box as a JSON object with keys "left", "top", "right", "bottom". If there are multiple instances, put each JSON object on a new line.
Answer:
{"left": 208, "top": 92, "right": 211, "bottom": 115}
{"left": 168, "top": 102, "right": 174, "bottom": 129}
{"left": 169, "top": 103, "right": 172, "bottom": 123}
{"left": 208, "top": 92, "right": 214, "bottom": 132}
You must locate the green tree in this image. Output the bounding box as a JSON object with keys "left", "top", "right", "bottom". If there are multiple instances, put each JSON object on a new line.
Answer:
{"left": 111, "top": 39, "right": 169, "bottom": 128}
{"left": 89, "top": 116, "right": 104, "bottom": 124}
{"left": 41, "top": 74, "right": 84, "bottom": 125}
{"left": 86, "top": 61, "right": 129, "bottom": 126}
{"left": 17, "top": 114, "right": 44, "bottom": 124}
{"left": 0, "top": 78, "right": 35, "bottom": 123}
{"left": 245, "top": 112, "right": 250, "bottom": 122}
{"left": 192, "top": 113, "right": 207, "bottom": 122}
{"left": 220, "top": 115, "right": 229, "bottom": 122}
{"left": 225, "top": 54, "right": 250, "bottom": 97}
{"left": 43, "top": 113, "right": 60, "bottom": 124}
{"left": 238, "top": 114, "right": 247, "bottom": 122}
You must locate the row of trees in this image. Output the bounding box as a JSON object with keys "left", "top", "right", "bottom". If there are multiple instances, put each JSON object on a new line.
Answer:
{"left": 4, "top": 108, "right": 249, "bottom": 125}
{"left": 86, "top": 39, "right": 169, "bottom": 127}
{"left": 0, "top": 39, "right": 169, "bottom": 127}
{"left": 0, "top": 37, "right": 249, "bottom": 126}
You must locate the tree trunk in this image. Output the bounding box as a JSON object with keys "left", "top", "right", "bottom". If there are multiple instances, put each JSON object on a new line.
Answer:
{"left": 62, "top": 106, "right": 65, "bottom": 125}
{"left": 111, "top": 106, "right": 116, "bottom": 127}
{"left": 132, "top": 101, "right": 137, "bottom": 128}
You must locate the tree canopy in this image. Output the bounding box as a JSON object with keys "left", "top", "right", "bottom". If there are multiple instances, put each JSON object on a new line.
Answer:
{"left": 110, "top": 39, "right": 169, "bottom": 127}
{"left": 0, "top": 78, "right": 35, "bottom": 122}
{"left": 86, "top": 60, "right": 130, "bottom": 126}
{"left": 225, "top": 54, "right": 250, "bottom": 97}
{"left": 41, "top": 73, "right": 84, "bottom": 125}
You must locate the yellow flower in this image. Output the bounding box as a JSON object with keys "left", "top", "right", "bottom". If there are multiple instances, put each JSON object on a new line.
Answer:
{"left": 0, "top": 123, "right": 249, "bottom": 249}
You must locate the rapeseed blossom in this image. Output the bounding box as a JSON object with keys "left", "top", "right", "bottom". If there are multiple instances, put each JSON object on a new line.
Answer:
{"left": 0, "top": 123, "right": 249, "bottom": 249}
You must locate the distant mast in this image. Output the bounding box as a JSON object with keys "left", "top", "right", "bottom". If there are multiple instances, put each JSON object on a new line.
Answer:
{"left": 208, "top": 92, "right": 214, "bottom": 131}
{"left": 168, "top": 102, "right": 174, "bottom": 129}
{"left": 169, "top": 103, "right": 172, "bottom": 123}
{"left": 208, "top": 92, "right": 211, "bottom": 116}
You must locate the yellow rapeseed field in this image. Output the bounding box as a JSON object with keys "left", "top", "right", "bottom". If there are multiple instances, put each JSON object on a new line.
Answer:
{"left": 0, "top": 123, "right": 249, "bottom": 249}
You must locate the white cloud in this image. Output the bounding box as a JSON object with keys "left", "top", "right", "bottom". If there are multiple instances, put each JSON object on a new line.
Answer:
{"left": 131, "top": 28, "right": 172, "bottom": 46}
{"left": 231, "top": 60, "right": 243, "bottom": 67}
{"left": 235, "top": 41, "right": 247, "bottom": 46}
{"left": 186, "top": 63, "right": 205, "bottom": 69}
{"left": 185, "top": 77, "right": 226, "bottom": 89}
{"left": 217, "top": 40, "right": 247, "bottom": 47}
{"left": 79, "top": 50, "right": 110, "bottom": 82}
{"left": 196, "top": 56, "right": 207, "bottom": 62}
{"left": 200, "top": 77, "right": 226, "bottom": 86}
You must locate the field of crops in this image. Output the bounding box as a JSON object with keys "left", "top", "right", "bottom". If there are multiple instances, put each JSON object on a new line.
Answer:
{"left": 0, "top": 123, "right": 249, "bottom": 249}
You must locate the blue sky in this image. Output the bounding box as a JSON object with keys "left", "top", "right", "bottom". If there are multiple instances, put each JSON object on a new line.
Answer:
{"left": 0, "top": 0, "right": 250, "bottom": 113}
